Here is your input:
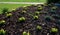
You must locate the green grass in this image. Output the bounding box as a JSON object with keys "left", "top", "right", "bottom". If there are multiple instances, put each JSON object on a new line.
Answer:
{"left": 0, "top": 0, "right": 46, "bottom": 2}
{"left": 0, "top": 4, "right": 31, "bottom": 14}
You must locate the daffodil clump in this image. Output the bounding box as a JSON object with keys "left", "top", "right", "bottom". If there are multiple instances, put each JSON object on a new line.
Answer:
{"left": 33, "top": 16, "right": 38, "bottom": 20}
{"left": 6, "top": 13, "right": 12, "bottom": 17}
{"left": 37, "top": 25, "right": 42, "bottom": 30}
{"left": 35, "top": 11, "right": 40, "bottom": 15}
{"left": 0, "top": 29, "right": 6, "bottom": 35}
{"left": 0, "top": 20, "right": 6, "bottom": 25}
{"left": 22, "top": 11, "right": 26, "bottom": 14}
{"left": 23, "top": 31, "right": 30, "bottom": 35}
{"left": 23, "top": 31, "right": 27, "bottom": 35}
{"left": 51, "top": 6, "right": 57, "bottom": 10}
{"left": 37, "top": 6, "right": 43, "bottom": 11}
{"left": 18, "top": 17, "right": 26, "bottom": 22}
{"left": 50, "top": 28, "right": 58, "bottom": 33}
{"left": 43, "top": 3, "right": 48, "bottom": 6}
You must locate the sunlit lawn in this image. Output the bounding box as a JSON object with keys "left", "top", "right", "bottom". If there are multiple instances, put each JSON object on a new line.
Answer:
{"left": 0, "top": 0, "right": 46, "bottom": 2}
{"left": 0, "top": 4, "right": 31, "bottom": 14}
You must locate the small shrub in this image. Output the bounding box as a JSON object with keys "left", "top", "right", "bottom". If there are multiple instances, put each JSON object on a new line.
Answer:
{"left": 23, "top": 31, "right": 27, "bottom": 35}
{"left": 18, "top": 17, "right": 26, "bottom": 22}
{"left": 0, "top": 29, "right": 6, "bottom": 35}
{"left": 33, "top": 16, "right": 38, "bottom": 20}
{"left": 0, "top": 20, "right": 5, "bottom": 25}
{"left": 50, "top": 28, "right": 58, "bottom": 33}
{"left": 6, "top": 13, "right": 12, "bottom": 17}
{"left": 37, "top": 25, "right": 42, "bottom": 30}
{"left": 2, "top": 8, "right": 8, "bottom": 14}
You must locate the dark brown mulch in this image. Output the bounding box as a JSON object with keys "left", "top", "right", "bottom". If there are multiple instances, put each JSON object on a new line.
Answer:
{"left": 0, "top": 4, "right": 60, "bottom": 35}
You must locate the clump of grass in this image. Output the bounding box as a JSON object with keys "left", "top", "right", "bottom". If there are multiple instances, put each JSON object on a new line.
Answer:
{"left": 18, "top": 17, "right": 26, "bottom": 22}
{"left": 0, "top": 20, "right": 6, "bottom": 25}
{"left": 0, "top": 29, "right": 6, "bottom": 35}
{"left": 2, "top": 8, "right": 9, "bottom": 14}
{"left": 33, "top": 16, "right": 38, "bottom": 20}
{"left": 6, "top": 13, "right": 12, "bottom": 17}
{"left": 50, "top": 28, "right": 58, "bottom": 33}
{"left": 36, "top": 25, "right": 42, "bottom": 30}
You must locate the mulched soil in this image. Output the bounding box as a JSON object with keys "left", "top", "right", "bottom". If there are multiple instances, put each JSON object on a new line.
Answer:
{"left": 0, "top": 4, "right": 60, "bottom": 35}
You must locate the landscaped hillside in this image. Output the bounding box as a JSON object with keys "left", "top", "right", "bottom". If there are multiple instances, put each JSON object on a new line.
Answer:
{"left": 0, "top": 4, "right": 60, "bottom": 35}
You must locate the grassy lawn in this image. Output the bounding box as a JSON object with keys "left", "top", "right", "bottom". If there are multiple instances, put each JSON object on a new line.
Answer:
{"left": 0, "top": 0, "right": 46, "bottom": 2}
{"left": 0, "top": 4, "right": 31, "bottom": 14}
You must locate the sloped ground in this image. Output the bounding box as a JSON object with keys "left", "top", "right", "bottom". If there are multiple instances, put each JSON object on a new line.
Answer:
{"left": 0, "top": 4, "right": 60, "bottom": 35}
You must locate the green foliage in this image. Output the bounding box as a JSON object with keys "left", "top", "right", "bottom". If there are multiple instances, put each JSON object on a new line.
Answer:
{"left": 2, "top": 8, "right": 8, "bottom": 14}
{"left": 50, "top": 10, "right": 56, "bottom": 13}
{"left": 27, "top": 31, "right": 30, "bottom": 35}
{"left": 0, "top": 20, "right": 5, "bottom": 25}
{"left": 50, "top": 6, "right": 57, "bottom": 13}
{"left": 6, "top": 13, "right": 12, "bottom": 17}
{"left": 23, "top": 31, "right": 30, "bottom": 35}
{"left": 37, "top": 25, "right": 42, "bottom": 30}
{"left": 37, "top": 6, "right": 43, "bottom": 11}
{"left": 19, "top": 17, "right": 26, "bottom": 22}
{"left": 50, "top": 28, "right": 58, "bottom": 33}
{"left": 51, "top": 6, "right": 57, "bottom": 10}
{"left": 21, "top": 10, "right": 26, "bottom": 14}
{"left": 0, "top": 29, "right": 6, "bottom": 35}
{"left": 33, "top": 16, "right": 38, "bottom": 20}
{"left": 35, "top": 11, "right": 40, "bottom": 15}
{"left": 23, "top": 31, "right": 27, "bottom": 35}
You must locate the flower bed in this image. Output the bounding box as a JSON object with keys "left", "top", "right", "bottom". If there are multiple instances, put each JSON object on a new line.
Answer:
{"left": 0, "top": 4, "right": 60, "bottom": 35}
